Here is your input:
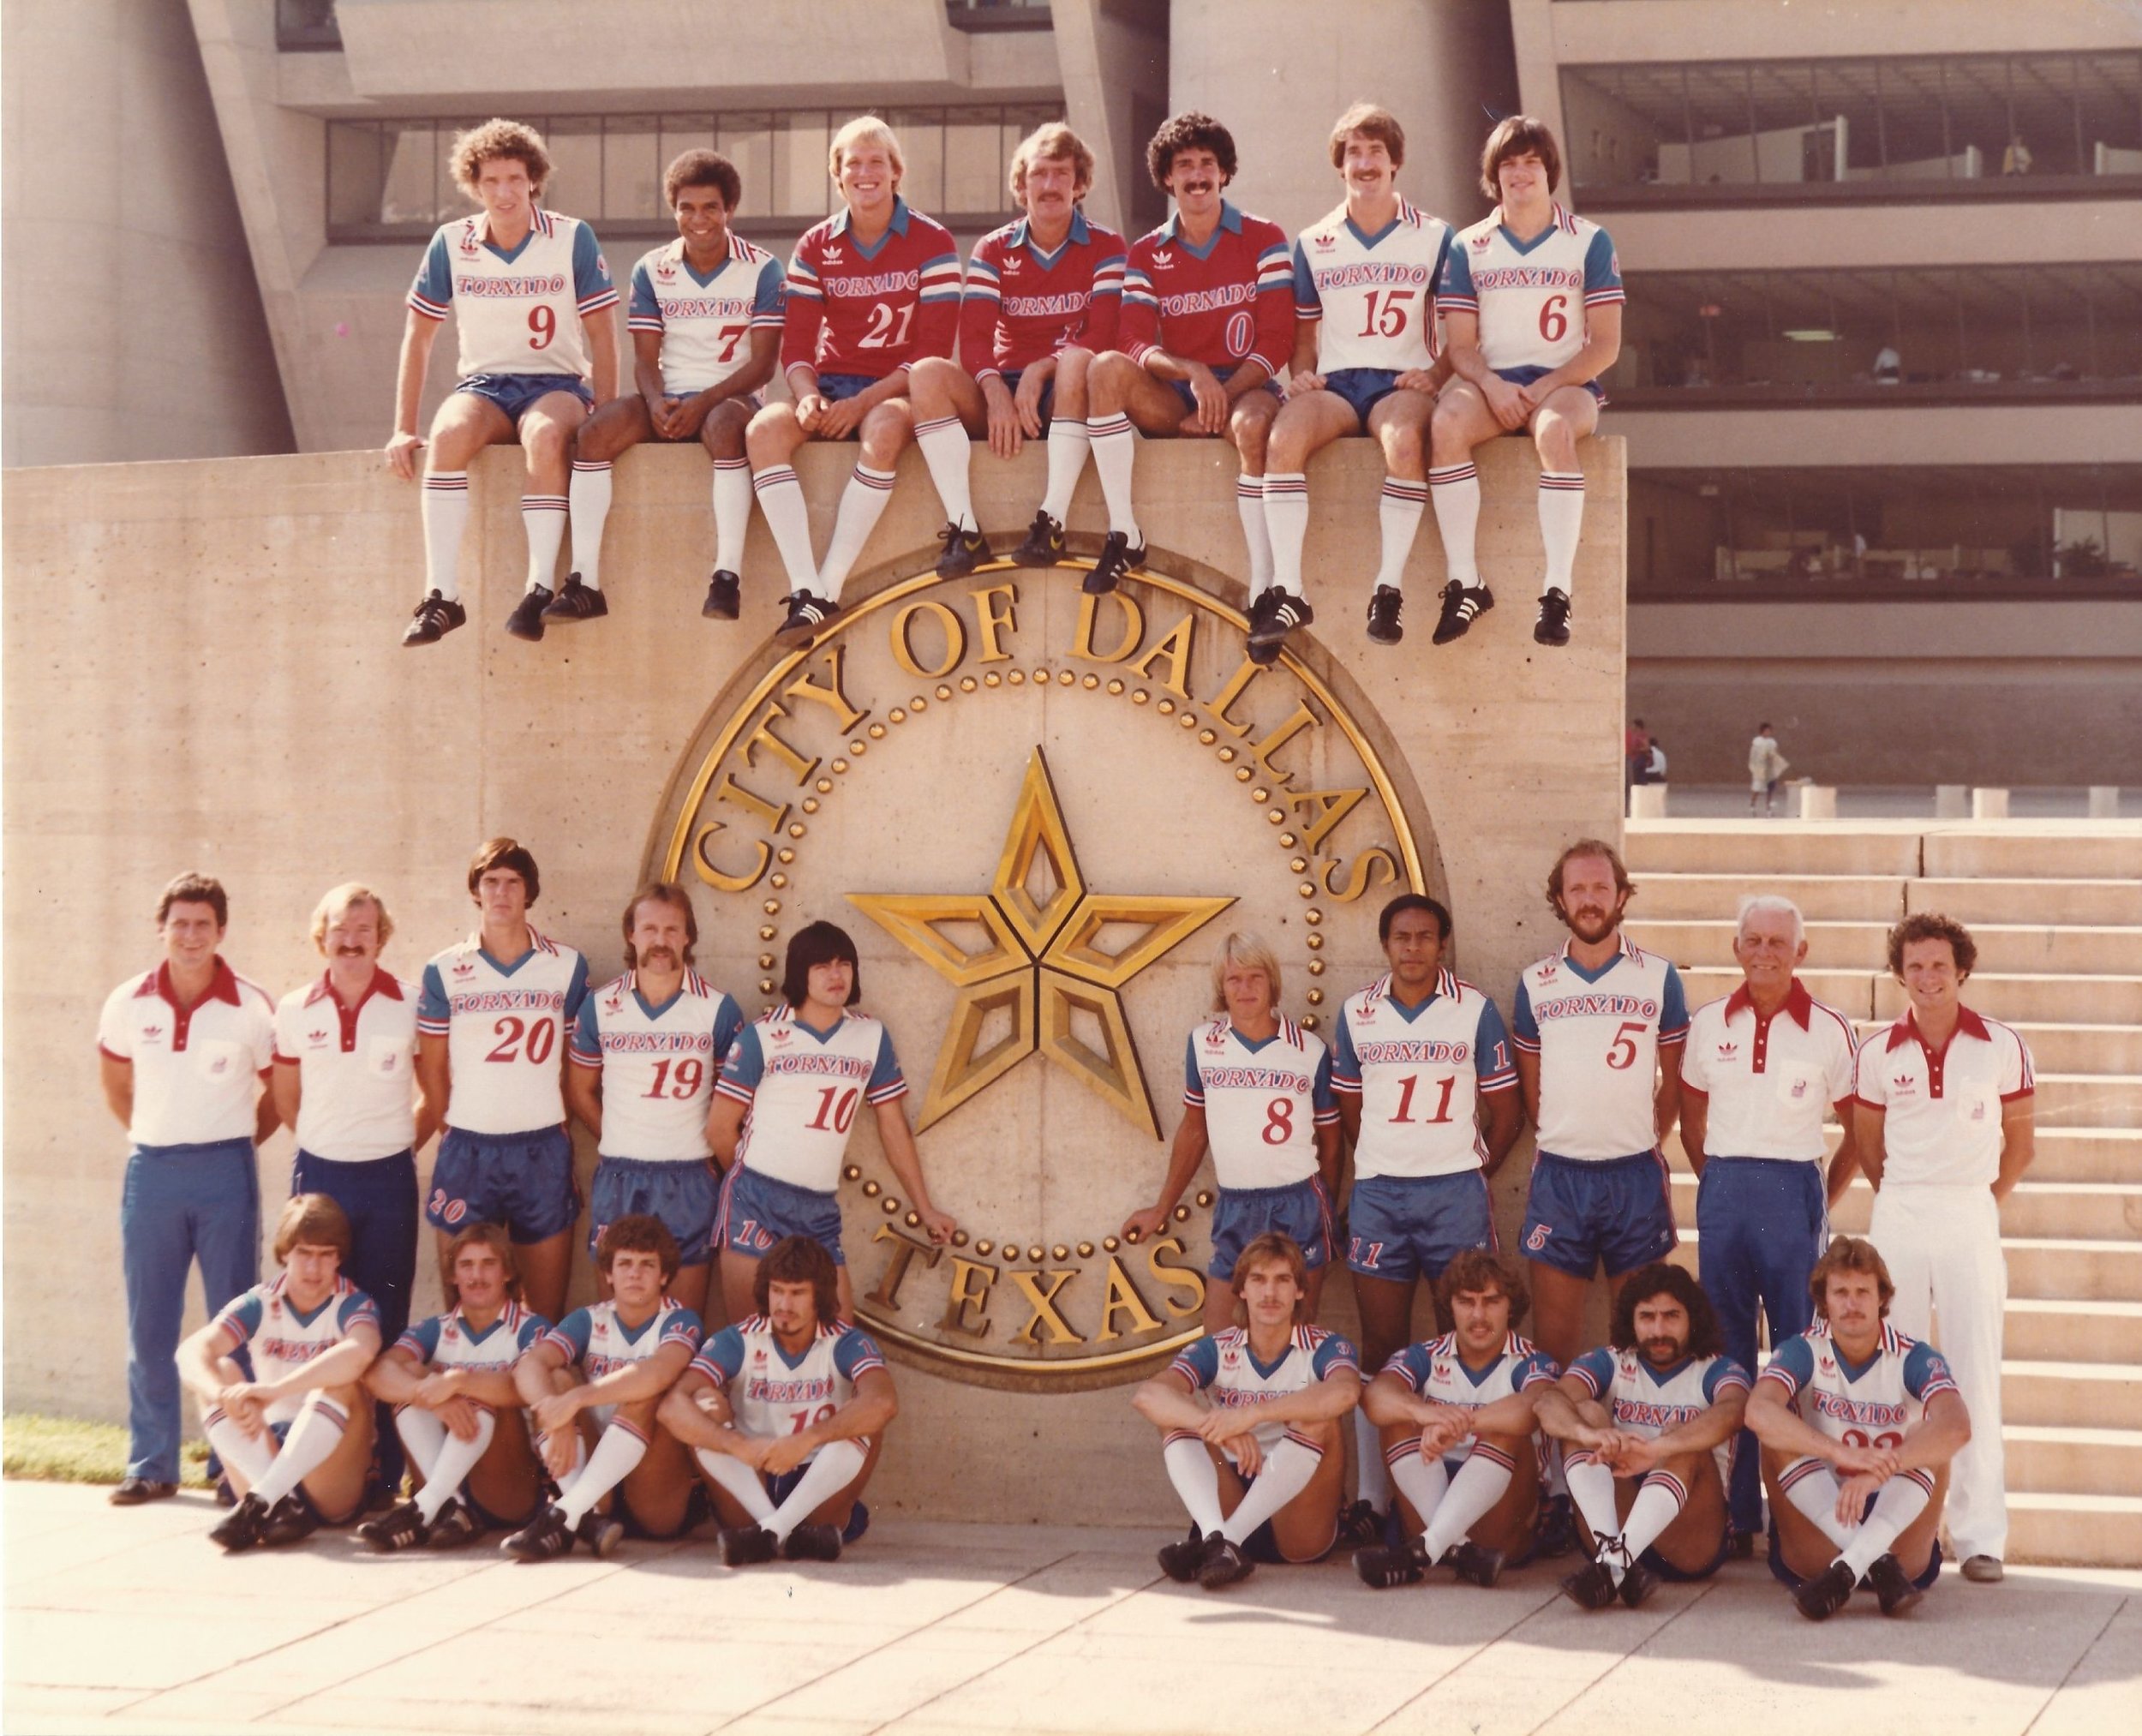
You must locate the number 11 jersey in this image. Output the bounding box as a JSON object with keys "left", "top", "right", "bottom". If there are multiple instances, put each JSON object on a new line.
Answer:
{"left": 715, "top": 1005, "right": 906, "bottom": 1192}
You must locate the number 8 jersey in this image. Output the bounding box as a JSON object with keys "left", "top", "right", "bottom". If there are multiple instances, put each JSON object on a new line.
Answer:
{"left": 407, "top": 207, "right": 619, "bottom": 382}
{"left": 715, "top": 1005, "right": 906, "bottom": 1192}
{"left": 1185, "top": 1015, "right": 1338, "bottom": 1190}
{"left": 1512, "top": 937, "right": 1686, "bottom": 1160}
{"left": 419, "top": 931, "right": 590, "bottom": 1137}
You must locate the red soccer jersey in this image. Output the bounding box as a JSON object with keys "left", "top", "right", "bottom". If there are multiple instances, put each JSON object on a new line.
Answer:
{"left": 781, "top": 198, "right": 962, "bottom": 383}
{"left": 1119, "top": 202, "right": 1293, "bottom": 378}
{"left": 957, "top": 211, "right": 1128, "bottom": 380}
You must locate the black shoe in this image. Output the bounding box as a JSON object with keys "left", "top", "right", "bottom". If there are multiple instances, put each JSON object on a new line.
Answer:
{"left": 426, "top": 1500, "right": 482, "bottom": 1551}
{"left": 212, "top": 1477, "right": 237, "bottom": 1508}
{"left": 356, "top": 1499, "right": 430, "bottom": 1553}
{"left": 210, "top": 1493, "right": 269, "bottom": 1552}
{"left": 783, "top": 1522, "right": 843, "bottom": 1563}
{"left": 401, "top": 590, "right": 466, "bottom": 648}
{"left": 935, "top": 522, "right": 990, "bottom": 580}
{"left": 1793, "top": 1559, "right": 1857, "bottom": 1621}
{"left": 1157, "top": 1529, "right": 1208, "bottom": 1583}
{"left": 718, "top": 1524, "right": 780, "bottom": 1568}
{"left": 261, "top": 1493, "right": 320, "bottom": 1547}
{"left": 1354, "top": 1541, "right": 1427, "bottom": 1589}
{"left": 1366, "top": 584, "right": 1404, "bottom": 645}
{"left": 506, "top": 584, "right": 553, "bottom": 642}
{"left": 1431, "top": 580, "right": 1494, "bottom": 645}
{"left": 1444, "top": 1539, "right": 1505, "bottom": 1589}
{"left": 502, "top": 1504, "right": 575, "bottom": 1562}
{"left": 1198, "top": 1534, "right": 1254, "bottom": 1590}
{"left": 1336, "top": 1500, "right": 1384, "bottom": 1551}
{"left": 1012, "top": 509, "right": 1066, "bottom": 568}
{"left": 1084, "top": 530, "right": 1146, "bottom": 596}
{"left": 109, "top": 1476, "right": 178, "bottom": 1506}
{"left": 1618, "top": 1559, "right": 1660, "bottom": 1609}
{"left": 1560, "top": 1559, "right": 1620, "bottom": 1611}
{"left": 1533, "top": 586, "right": 1572, "bottom": 647}
{"left": 703, "top": 570, "right": 741, "bottom": 620}
{"left": 775, "top": 590, "right": 841, "bottom": 649}
{"left": 1247, "top": 590, "right": 1313, "bottom": 666}
{"left": 541, "top": 574, "right": 608, "bottom": 624}
{"left": 1867, "top": 1552, "right": 1924, "bottom": 1616}
{"left": 1535, "top": 1493, "right": 1577, "bottom": 1559}
{"left": 575, "top": 1511, "right": 625, "bottom": 1559}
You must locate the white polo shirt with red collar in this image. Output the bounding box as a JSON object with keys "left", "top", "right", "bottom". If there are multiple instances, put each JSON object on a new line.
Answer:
{"left": 98, "top": 959, "right": 277, "bottom": 1148}
{"left": 1854, "top": 1006, "right": 2034, "bottom": 1188}
{"left": 274, "top": 968, "right": 421, "bottom": 1161}
{"left": 1679, "top": 979, "right": 1858, "bottom": 1162}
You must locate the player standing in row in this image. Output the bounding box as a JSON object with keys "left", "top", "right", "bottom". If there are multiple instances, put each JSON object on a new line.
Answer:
{"left": 748, "top": 117, "right": 962, "bottom": 646}
{"left": 709, "top": 922, "right": 957, "bottom": 1326}
{"left": 1080, "top": 113, "right": 1292, "bottom": 601}
{"left": 1259, "top": 105, "right": 1452, "bottom": 662}
{"left": 392, "top": 119, "right": 619, "bottom": 647}
{"left": 1430, "top": 117, "right": 1622, "bottom": 649}
{"left": 1124, "top": 934, "right": 1341, "bottom": 1335}
{"left": 907, "top": 123, "right": 1125, "bottom": 578}
{"left": 1331, "top": 894, "right": 1520, "bottom": 1529}
{"left": 557, "top": 151, "right": 782, "bottom": 627}
{"left": 1679, "top": 895, "right": 1859, "bottom": 1550}
{"left": 1536, "top": 1264, "right": 1748, "bottom": 1610}
{"left": 1133, "top": 1233, "right": 1361, "bottom": 1590}
{"left": 567, "top": 883, "right": 742, "bottom": 1325}
{"left": 417, "top": 839, "right": 589, "bottom": 1325}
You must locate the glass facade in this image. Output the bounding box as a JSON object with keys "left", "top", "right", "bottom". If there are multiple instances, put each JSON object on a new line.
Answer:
{"left": 276, "top": 0, "right": 340, "bottom": 51}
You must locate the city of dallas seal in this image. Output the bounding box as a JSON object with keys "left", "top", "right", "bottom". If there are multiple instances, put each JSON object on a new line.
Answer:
{"left": 649, "top": 551, "right": 1439, "bottom": 1389}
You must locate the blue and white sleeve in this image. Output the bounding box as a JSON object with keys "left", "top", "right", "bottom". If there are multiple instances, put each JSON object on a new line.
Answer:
{"left": 408, "top": 231, "right": 453, "bottom": 320}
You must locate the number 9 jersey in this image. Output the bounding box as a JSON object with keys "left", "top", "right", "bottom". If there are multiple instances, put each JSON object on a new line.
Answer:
{"left": 407, "top": 207, "right": 618, "bottom": 383}
{"left": 715, "top": 1005, "right": 907, "bottom": 1192}
{"left": 419, "top": 931, "right": 590, "bottom": 1136}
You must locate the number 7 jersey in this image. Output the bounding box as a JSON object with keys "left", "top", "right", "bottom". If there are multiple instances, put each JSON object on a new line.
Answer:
{"left": 715, "top": 1005, "right": 906, "bottom": 1192}
{"left": 418, "top": 931, "right": 590, "bottom": 1137}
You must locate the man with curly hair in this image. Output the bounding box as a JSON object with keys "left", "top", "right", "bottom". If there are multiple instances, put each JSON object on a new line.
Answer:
{"left": 391, "top": 119, "right": 619, "bottom": 648}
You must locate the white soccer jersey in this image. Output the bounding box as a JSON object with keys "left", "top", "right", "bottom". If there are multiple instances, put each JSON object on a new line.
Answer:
{"left": 715, "top": 1005, "right": 906, "bottom": 1192}
{"left": 626, "top": 233, "right": 785, "bottom": 396}
{"left": 1184, "top": 1015, "right": 1339, "bottom": 1190}
{"left": 274, "top": 970, "right": 420, "bottom": 1162}
{"left": 407, "top": 207, "right": 619, "bottom": 380}
{"left": 1565, "top": 1346, "right": 1751, "bottom": 1439}
{"left": 1291, "top": 198, "right": 1452, "bottom": 374}
{"left": 213, "top": 1274, "right": 380, "bottom": 1425}
{"left": 1381, "top": 1330, "right": 1559, "bottom": 1466}
{"left": 1331, "top": 971, "right": 1518, "bottom": 1179}
{"left": 691, "top": 1317, "right": 887, "bottom": 1455}
{"left": 419, "top": 931, "right": 591, "bottom": 1137}
{"left": 536, "top": 1297, "right": 702, "bottom": 1382}
{"left": 395, "top": 1301, "right": 550, "bottom": 1374}
{"left": 1757, "top": 1320, "right": 1959, "bottom": 1452}
{"left": 1438, "top": 203, "right": 1623, "bottom": 374}
{"left": 571, "top": 970, "right": 743, "bottom": 1163}
{"left": 1168, "top": 1324, "right": 1359, "bottom": 1453}
{"left": 1680, "top": 979, "right": 1858, "bottom": 1163}
{"left": 1512, "top": 937, "right": 1688, "bottom": 1160}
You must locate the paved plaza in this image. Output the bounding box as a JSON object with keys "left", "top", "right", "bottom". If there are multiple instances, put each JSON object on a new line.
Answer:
{"left": 5, "top": 1482, "right": 2138, "bottom": 1736}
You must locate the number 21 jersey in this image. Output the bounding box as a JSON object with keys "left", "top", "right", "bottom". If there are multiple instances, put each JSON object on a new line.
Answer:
{"left": 715, "top": 1005, "right": 906, "bottom": 1192}
{"left": 419, "top": 931, "right": 590, "bottom": 1136}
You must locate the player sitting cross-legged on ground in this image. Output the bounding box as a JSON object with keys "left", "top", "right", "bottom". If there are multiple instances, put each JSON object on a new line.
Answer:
{"left": 1745, "top": 1236, "right": 1971, "bottom": 1620}
{"left": 556, "top": 150, "right": 783, "bottom": 627}
{"left": 656, "top": 1235, "right": 895, "bottom": 1565}
{"left": 503, "top": 1214, "right": 703, "bottom": 1560}
{"left": 1535, "top": 1262, "right": 1749, "bottom": 1611}
{"left": 180, "top": 1194, "right": 383, "bottom": 1553}
{"left": 1353, "top": 1248, "right": 1557, "bottom": 1590}
{"left": 358, "top": 1221, "right": 551, "bottom": 1552}
{"left": 1131, "top": 1232, "right": 1362, "bottom": 1591}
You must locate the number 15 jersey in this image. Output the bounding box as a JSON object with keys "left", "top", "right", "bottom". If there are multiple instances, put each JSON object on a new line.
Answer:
{"left": 419, "top": 932, "right": 590, "bottom": 1137}
{"left": 1512, "top": 937, "right": 1686, "bottom": 1160}
{"left": 715, "top": 1005, "right": 906, "bottom": 1192}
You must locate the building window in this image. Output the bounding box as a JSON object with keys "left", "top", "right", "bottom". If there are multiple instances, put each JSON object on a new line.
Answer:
{"left": 946, "top": 0, "right": 1054, "bottom": 27}
{"left": 276, "top": 0, "right": 340, "bottom": 51}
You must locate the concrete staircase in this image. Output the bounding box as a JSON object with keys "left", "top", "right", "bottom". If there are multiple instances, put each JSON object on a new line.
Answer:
{"left": 1625, "top": 820, "right": 2142, "bottom": 1568}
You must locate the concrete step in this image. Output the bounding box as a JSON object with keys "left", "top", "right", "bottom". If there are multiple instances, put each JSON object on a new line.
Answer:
{"left": 1922, "top": 831, "right": 2142, "bottom": 882}
{"left": 1631, "top": 872, "right": 1906, "bottom": 923}
{"left": 2005, "top": 1239, "right": 2142, "bottom": 1300}
{"left": 2004, "top": 1361, "right": 2142, "bottom": 1429}
{"left": 2005, "top": 1298, "right": 2142, "bottom": 1364}
{"left": 1628, "top": 919, "right": 2142, "bottom": 975}
{"left": 1667, "top": 1175, "right": 2142, "bottom": 1241}
{"left": 2005, "top": 1424, "right": 2142, "bottom": 1494}
{"left": 1662, "top": 1126, "right": 2140, "bottom": 1183}
{"left": 2008, "top": 1493, "right": 2142, "bottom": 1565}
{"left": 2032, "top": 1075, "right": 2142, "bottom": 1129}
{"left": 1873, "top": 973, "right": 2142, "bottom": 1026}
{"left": 1909, "top": 877, "right": 2142, "bottom": 927}
{"left": 1625, "top": 825, "right": 1922, "bottom": 878}
{"left": 1682, "top": 967, "right": 1877, "bottom": 1020}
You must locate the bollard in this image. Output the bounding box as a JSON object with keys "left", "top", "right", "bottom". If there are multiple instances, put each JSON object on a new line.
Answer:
{"left": 1935, "top": 785, "right": 1969, "bottom": 818}
{"left": 2090, "top": 786, "right": 2121, "bottom": 818}
{"left": 1798, "top": 785, "right": 1838, "bottom": 821}
{"left": 1971, "top": 787, "right": 2010, "bottom": 820}
{"left": 1629, "top": 784, "right": 1668, "bottom": 820}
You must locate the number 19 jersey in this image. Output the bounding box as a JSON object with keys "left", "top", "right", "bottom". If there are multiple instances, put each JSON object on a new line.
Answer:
{"left": 715, "top": 1005, "right": 906, "bottom": 1192}
{"left": 1512, "top": 937, "right": 1686, "bottom": 1160}
{"left": 1185, "top": 1015, "right": 1338, "bottom": 1190}
{"left": 419, "top": 932, "right": 590, "bottom": 1137}
{"left": 570, "top": 969, "right": 743, "bottom": 1162}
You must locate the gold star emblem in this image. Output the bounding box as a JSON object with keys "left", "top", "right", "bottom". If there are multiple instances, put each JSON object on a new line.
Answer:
{"left": 850, "top": 748, "right": 1235, "bottom": 1138}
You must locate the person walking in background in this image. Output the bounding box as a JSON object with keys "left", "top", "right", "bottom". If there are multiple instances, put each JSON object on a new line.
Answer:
{"left": 1624, "top": 718, "right": 1649, "bottom": 795}
{"left": 1749, "top": 724, "right": 1787, "bottom": 817}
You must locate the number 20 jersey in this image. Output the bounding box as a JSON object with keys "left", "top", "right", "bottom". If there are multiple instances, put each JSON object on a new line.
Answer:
{"left": 715, "top": 1005, "right": 906, "bottom": 1192}
{"left": 418, "top": 932, "right": 590, "bottom": 1136}
{"left": 1756, "top": 1320, "right": 1958, "bottom": 1447}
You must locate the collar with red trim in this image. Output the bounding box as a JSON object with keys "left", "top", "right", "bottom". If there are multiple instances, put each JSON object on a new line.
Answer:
{"left": 1724, "top": 977, "right": 1813, "bottom": 1029}
{"left": 145, "top": 958, "right": 242, "bottom": 1009}
{"left": 1886, "top": 1005, "right": 1992, "bottom": 1051}
{"left": 305, "top": 967, "right": 403, "bottom": 1011}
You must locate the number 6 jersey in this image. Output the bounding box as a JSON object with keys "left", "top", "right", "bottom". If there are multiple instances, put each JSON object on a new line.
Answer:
{"left": 715, "top": 1005, "right": 906, "bottom": 1192}
{"left": 419, "top": 931, "right": 590, "bottom": 1137}
{"left": 407, "top": 207, "right": 618, "bottom": 381}
{"left": 1437, "top": 202, "right": 1622, "bottom": 375}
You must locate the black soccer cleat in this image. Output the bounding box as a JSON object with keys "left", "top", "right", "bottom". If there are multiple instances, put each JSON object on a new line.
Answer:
{"left": 1354, "top": 1541, "right": 1427, "bottom": 1589}
{"left": 775, "top": 589, "right": 841, "bottom": 649}
{"left": 1247, "top": 590, "right": 1313, "bottom": 667}
{"left": 782, "top": 1522, "right": 843, "bottom": 1563}
{"left": 1012, "top": 509, "right": 1067, "bottom": 568}
{"left": 210, "top": 1493, "right": 270, "bottom": 1553}
{"left": 401, "top": 590, "right": 467, "bottom": 648}
{"left": 1336, "top": 1500, "right": 1385, "bottom": 1552}
{"left": 576, "top": 1512, "right": 625, "bottom": 1560}
{"left": 541, "top": 574, "right": 607, "bottom": 624}
{"left": 703, "top": 570, "right": 741, "bottom": 620}
{"left": 1866, "top": 1552, "right": 1924, "bottom": 1617}
{"left": 1533, "top": 586, "right": 1572, "bottom": 647}
{"left": 1793, "top": 1558, "right": 1858, "bottom": 1621}
{"left": 1534, "top": 1492, "right": 1577, "bottom": 1559}
{"left": 501, "top": 1503, "right": 575, "bottom": 1562}
{"left": 718, "top": 1524, "right": 780, "bottom": 1568}
{"left": 1560, "top": 1559, "right": 1620, "bottom": 1611}
{"left": 1430, "top": 581, "right": 1495, "bottom": 646}
{"left": 1366, "top": 584, "right": 1404, "bottom": 645}
{"left": 1198, "top": 1534, "right": 1254, "bottom": 1591}
{"left": 506, "top": 584, "right": 553, "bottom": 642}
{"left": 1444, "top": 1539, "right": 1506, "bottom": 1589}
{"left": 260, "top": 1493, "right": 320, "bottom": 1548}
{"left": 935, "top": 522, "right": 991, "bottom": 580}
{"left": 356, "top": 1499, "right": 430, "bottom": 1553}
{"left": 1618, "top": 1559, "right": 1660, "bottom": 1610}
{"left": 425, "top": 1500, "right": 482, "bottom": 1551}
{"left": 1084, "top": 530, "right": 1146, "bottom": 596}
{"left": 1158, "top": 1528, "right": 1211, "bottom": 1583}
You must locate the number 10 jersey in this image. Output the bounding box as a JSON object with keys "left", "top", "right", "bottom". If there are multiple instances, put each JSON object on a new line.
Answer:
{"left": 715, "top": 1005, "right": 906, "bottom": 1193}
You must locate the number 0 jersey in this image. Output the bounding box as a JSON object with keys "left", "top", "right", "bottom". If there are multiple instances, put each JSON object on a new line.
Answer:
{"left": 570, "top": 969, "right": 743, "bottom": 1163}
{"left": 1168, "top": 1324, "right": 1359, "bottom": 1452}
{"left": 213, "top": 1274, "right": 380, "bottom": 1425}
{"left": 691, "top": 1316, "right": 886, "bottom": 1453}
{"left": 1184, "top": 1015, "right": 1338, "bottom": 1191}
{"left": 1756, "top": 1320, "right": 1958, "bottom": 1448}
{"left": 1331, "top": 971, "right": 1517, "bottom": 1179}
{"left": 1379, "top": 1331, "right": 1559, "bottom": 1466}
{"left": 419, "top": 932, "right": 591, "bottom": 1138}
{"left": 1291, "top": 198, "right": 1453, "bottom": 375}
{"left": 715, "top": 1005, "right": 906, "bottom": 1193}
{"left": 1512, "top": 937, "right": 1687, "bottom": 1160}
{"left": 407, "top": 207, "right": 618, "bottom": 381}
{"left": 626, "top": 234, "right": 785, "bottom": 397}
{"left": 1437, "top": 203, "right": 1622, "bottom": 375}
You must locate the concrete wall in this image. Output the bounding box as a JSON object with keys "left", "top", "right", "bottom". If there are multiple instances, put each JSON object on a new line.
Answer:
{"left": 1, "top": 0, "right": 293, "bottom": 466}
{"left": 3, "top": 438, "right": 1624, "bottom": 1523}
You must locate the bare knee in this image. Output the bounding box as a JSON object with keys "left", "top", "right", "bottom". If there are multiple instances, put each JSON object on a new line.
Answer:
{"left": 1533, "top": 417, "right": 1579, "bottom": 471}
{"left": 1429, "top": 401, "right": 1473, "bottom": 463}
{"left": 1379, "top": 420, "right": 1424, "bottom": 471}
{"left": 1088, "top": 350, "right": 1139, "bottom": 410}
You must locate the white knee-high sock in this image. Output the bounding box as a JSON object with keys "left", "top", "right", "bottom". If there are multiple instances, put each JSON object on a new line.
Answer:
{"left": 752, "top": 465, "right": 818, "bottom": 592}
{"left": 914, "top": 416, "right": 976, "bottom": 532}
{"left": 203, "top": 1408, "right": 278, "bottom": 1491}
{"left": 1564, "top": 1450, "right": 1623, "bottom": 1559}
{"left": 1428, "top": 463, "right": 1481, "bottom": 586}
{"left": 1618, "top": 1468, "right": 1690, "bottom": 1569}
{"left": 1040, "top": 419, "right": 1090, "bottom": 523}
{"left": 394, "top": 1405, "right": 448, "bottom": 1483}
{"left": 251, "top": 1397, "right": 350, "bottom": 1507}
{"left": 1375, "top": 477, "right": 1427, "bottom": 591}
{"left": 522, "top": 493, "right": 568, "bottom": 592}
{"left": 764, "top": 1437, "right": 868, "bottom": 1542}
{"left": 817, "top": 464, "right": 896, "bottom": 602}
{"left": 1220, "top": 1432, "right": 1322, "bottom": 1545}
{"left": 567, "top": 459, "right": 612, "bottom": 588}
{"left": 1236, "top": 475, "right": 1274, "bottom": 593}
{"left": 696, "top": 1447, "right": 777, "bottom": 1523}
{"left": 1261, "top": 472, "right": 1309, "bottom": 595}
{"left": 1779, "top": 1456, "right": 1855, "bottom": 1548}
{"left": 421, "top": 472, "right": 470, "bottom": 600}
{"left": 553, "top": 1418, "right": 646, "bottom": 1526}
{"left": 1538, "top": 471, "right": 1585, "bottom": 594}
{"left": 1088, "top": 414, "right": 1140, "bottom": 540}
{"left": 1838, "top": 1470, "right": 1933, "bottom": 1577}
{"left": 1164, "top": 1433, "right": 1226, "bottom": 1536}
{"left": 712, "top": 458, "right": 751, "bottom": 575}
{"left": 412, "top": 1410, "right": 496, "bottom": 1523}
{"left": 1386, "top": 1440, "right": 1450, "bottom": 1537}
{"left": 550, "top": 1430, "right": 590, "bottom": 1500}
{"left": 1420, "top": 1441, "right": 1515, "bottom": 1560}
{"left": 1354, "top": 1410, "right": 1391, "bottom": 1511}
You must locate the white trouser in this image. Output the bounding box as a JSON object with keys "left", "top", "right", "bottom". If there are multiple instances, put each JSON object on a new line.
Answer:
{"left": 1867, "top": 1182, "right": 2007, "bottom": 1559}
